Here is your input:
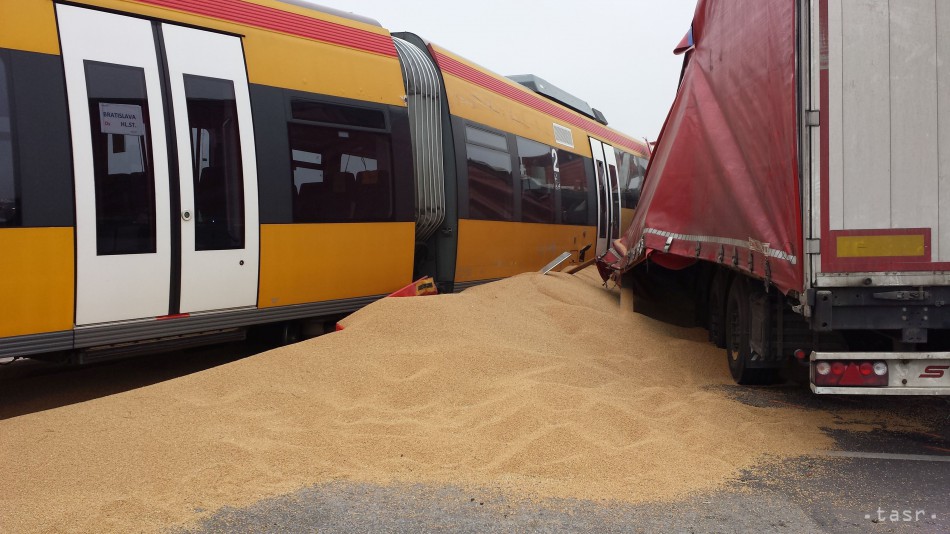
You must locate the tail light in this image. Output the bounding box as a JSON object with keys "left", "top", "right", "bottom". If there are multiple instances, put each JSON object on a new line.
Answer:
{"left": 813, "top": 360, "right": 888, "bottom": 387}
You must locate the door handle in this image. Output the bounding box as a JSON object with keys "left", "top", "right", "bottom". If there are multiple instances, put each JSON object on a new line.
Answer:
{"left": 182, "top": 209, "right": 193, "bottom": 222}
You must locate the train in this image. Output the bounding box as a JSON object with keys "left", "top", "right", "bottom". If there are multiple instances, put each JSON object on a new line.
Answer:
{"left": 0, "top": 0, "right": 649, "bottom": 364}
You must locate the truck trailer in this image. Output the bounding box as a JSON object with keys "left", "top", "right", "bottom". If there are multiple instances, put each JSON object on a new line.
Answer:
{"left": 602, "top": 0, "right": 950, "bottom": 395}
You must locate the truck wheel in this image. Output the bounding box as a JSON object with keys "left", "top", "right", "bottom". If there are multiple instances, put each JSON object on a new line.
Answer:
{"left": 725, "top": 277, "right": 777, "bottom": 385}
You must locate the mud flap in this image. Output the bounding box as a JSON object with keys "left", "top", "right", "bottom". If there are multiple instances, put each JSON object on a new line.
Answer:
{"left": 748, "top": 289, "right": 775, "bottom": 368}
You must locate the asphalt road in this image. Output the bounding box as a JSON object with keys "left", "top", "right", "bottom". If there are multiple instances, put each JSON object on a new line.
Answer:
{"left": 2, "top": 346, "right": 948, "bottom": 533}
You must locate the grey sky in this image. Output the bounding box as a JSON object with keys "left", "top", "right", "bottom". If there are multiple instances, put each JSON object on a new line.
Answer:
{"left": 306, "top": 0, "right": 698, "bottom": 140}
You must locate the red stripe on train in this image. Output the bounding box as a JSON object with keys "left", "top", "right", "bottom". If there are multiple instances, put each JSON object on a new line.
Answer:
{"left": 136, "top": 0, "right": 398, "bottom": 57}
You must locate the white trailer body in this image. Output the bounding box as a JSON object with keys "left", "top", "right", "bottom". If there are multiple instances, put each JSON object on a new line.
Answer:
{"left": 803, "top": 0, "right": 950, "bottom": 393}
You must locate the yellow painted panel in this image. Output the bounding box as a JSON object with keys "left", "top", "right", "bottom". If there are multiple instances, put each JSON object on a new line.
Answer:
{"left": 455, "top": 220, "right": 595, "bottom": 283}
{"left": 243, "top": 32, "right": 405, "bottom": 104}
{"left": 836, "top": 235, "right": 926, "bottom": 258}
{"left": 443, "top": 72, "right": 592, "bottom": 158}
{"left": 0, "top": 228, "right": 74, "bottom": 338}
{"left": 259, "top": 223, "right": 415, "bottom": 307}
{"left": 0, "top": 0, "right": 60, "bottom": 54}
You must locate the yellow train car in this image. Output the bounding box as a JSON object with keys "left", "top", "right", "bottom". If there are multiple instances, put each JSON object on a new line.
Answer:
{"left": 0, "top": 0, "right": 648, "bottom": 363}
{"left": 426, "top": 44, "right": 650, "bottom": 285}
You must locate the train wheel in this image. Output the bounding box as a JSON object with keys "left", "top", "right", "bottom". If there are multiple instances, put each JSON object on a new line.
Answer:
{"left": 278, "top": 322, "right": 302, "bottom": 346}
{"left": 724, "top": 277, "right": 778, "bottom": 385}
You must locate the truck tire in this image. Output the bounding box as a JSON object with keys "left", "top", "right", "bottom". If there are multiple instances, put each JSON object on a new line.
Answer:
{"left": 725, "top": 277, "right": 778, "bottom": 385}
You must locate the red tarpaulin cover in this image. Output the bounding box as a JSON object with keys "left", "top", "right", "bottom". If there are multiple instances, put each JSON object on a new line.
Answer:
{"left": 615, "top": 0, "right": 803, "bottom": 295}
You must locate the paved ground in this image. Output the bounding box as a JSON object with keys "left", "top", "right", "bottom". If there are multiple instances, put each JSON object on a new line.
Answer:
{"left": 2, "top": 347, "right": 948, "bottom": 533}
{"left": 178, "top": 453, "right": 950, "bottom": 534}
{"left": 178, "top": 482, "right": 831, "bottom": 534}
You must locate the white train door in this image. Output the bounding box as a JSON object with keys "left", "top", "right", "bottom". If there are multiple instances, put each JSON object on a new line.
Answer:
{"left": 590, "top": 138, "right": 621, "bottom": 257}
{"left": 162, "top": 24, "right": 260, "bottom": 314}
{"left": 58, "top": 5, "right": 259, "bottom": 325}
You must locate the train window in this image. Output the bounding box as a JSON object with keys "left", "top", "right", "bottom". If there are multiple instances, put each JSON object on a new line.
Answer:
{"left": 466, "top": 126, "right": 508, "bottom": 151}
{"left": 516, "top": 137, "right": 556, "bottom": 224}
{"left": 291, "top": 100, "right": 386, "bottom": 129}
{"left": 637, "top": 156, "right": 648, "bottom": 183}
{"left": 184, "top": 75, "right": 245, "bottom": 251}
{"left": 84, "top": 61, "right": 157, "bottom": 255}
{"left": 616, "top": 151, "right": 644, "bottom": 210}
{"left": 465, "top": 125, "right": 513, "bottom": 221}
{"left": 558, "top": 149, "right": 588, "bottom": 225}
{"left": 0, "top": 54, "right": 18, "bottom": 227}
{"left": 288, "top": 122, "right": 393, "bottom": 222}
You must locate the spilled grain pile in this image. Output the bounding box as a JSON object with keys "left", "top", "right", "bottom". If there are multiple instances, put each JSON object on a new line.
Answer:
{"left": 0, "top": 269, "right": 918, "bottom": 533}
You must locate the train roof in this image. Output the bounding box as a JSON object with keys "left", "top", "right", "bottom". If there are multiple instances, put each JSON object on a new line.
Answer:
{"left": 429, "top": 43, "right": 648, "bottom": 156}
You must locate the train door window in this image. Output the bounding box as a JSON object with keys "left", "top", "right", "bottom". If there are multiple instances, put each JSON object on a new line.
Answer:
{"left": 596, "top": 160, "right": 608, "bottom": 238}
{"left": 617, "top": 151, "right": 643, "bottom": 210}
{"left": 184, "top": 74, "right": 245, "bottom": 250}
{"left": 84, "top": 61, "right": 157, "bottom": 255}
{"left": 191, "top": 128, "right": 211, "bottom": 180}
{"left": 608, "top": 163, "right": 621, "bottom": 237}
{"left": 288, "top": 100, "right": 393, "bottom": 223}
{"left": 557, "top": 149, "right": 588, "bottom": 225}
{"left": 516, "top": 137, "right": 556, "bottom": 224}
{"left": 0, "top": 53, "right": 17, "bottom": 227}
{"left": 465, "top": 125, "right": 513, "bottom": 221}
